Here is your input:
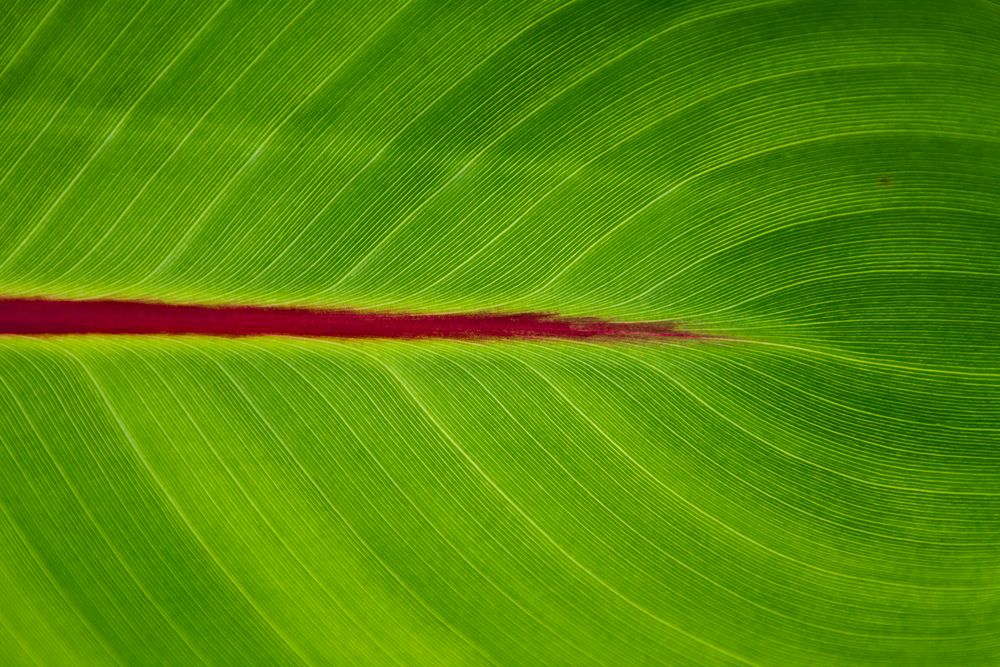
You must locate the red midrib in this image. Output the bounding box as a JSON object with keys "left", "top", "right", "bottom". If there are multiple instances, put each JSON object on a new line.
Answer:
{"left": 0, "top": 297, "right": 705, "bottom": 341}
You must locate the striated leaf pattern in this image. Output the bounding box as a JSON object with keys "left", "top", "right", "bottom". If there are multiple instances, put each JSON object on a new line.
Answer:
{"left": 1, "top": 1, "right": 998, "bottom": 664}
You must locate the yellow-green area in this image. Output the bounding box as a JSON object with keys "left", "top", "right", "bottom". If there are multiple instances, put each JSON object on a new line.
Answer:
{"left": 1, "top": 0, "right": 998, "bottom": 664}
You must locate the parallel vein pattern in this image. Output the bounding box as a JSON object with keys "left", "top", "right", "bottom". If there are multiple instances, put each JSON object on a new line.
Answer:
{"left": 1, "top": 0, "right": 998, "bottom": 665}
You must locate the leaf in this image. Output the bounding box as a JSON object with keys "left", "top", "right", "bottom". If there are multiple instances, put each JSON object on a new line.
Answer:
{"left": 1, "top": 1, "right": 998, "bottom": 665}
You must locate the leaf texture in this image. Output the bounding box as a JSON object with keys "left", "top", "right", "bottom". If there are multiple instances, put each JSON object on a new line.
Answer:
{"left": 1, "top": 0, "right": 999, "bottom": 665}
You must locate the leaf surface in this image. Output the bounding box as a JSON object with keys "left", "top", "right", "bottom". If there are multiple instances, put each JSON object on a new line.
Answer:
{"left": 1, "top": 1, "right": 998, "bottom": 665}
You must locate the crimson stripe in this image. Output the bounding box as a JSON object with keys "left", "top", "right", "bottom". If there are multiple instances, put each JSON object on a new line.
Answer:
{"left": 0, "top": 297, "right": 705, "bottom": 341}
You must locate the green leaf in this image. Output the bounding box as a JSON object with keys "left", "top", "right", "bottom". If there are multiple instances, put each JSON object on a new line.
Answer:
{"left": 1, "top": 1, "right": 998, "bottom": 665}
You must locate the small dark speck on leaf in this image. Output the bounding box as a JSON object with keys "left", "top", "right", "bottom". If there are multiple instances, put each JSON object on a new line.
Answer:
{"left": 877, "top": 176, "right": 893, "bottom": 187}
